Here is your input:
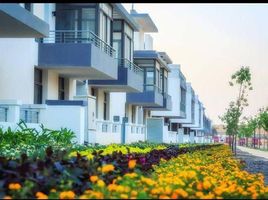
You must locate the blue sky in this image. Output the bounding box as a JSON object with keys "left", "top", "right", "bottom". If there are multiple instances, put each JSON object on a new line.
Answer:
{"left": 123, "top": 3, "right": 268, "bottom": 124}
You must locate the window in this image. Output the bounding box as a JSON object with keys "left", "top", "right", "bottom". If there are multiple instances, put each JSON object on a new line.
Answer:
{"left": 164, "top": 76, "right": 168, "bottom": 93}
{"left": 144, "top": 68, "right": 154, "bottom": 91}
{"left": 131, "top": 106, "right": 136, "bottom": 124}
{"left": 34, "top": 69, "right": 42, "bottom": 104}
{"left": 156, "top": 69, "right": 160, "bottom": 91}
{"left": 113, "top": 32, "right": 122, "bottom": 59}
{"left": 25, "top": 3, "right": 32, "bottom": 12}
{"left": 143, "top": 110, "right": 146, "bottom": 125}
{"left": 103, "top": 92, "right": 109, "bottom": 120}
{"left": 91, "top": 88, "right": 96, "bottom": 96}
{"left": 124, "top": 36, "right": 131, "bottom": 61}
{"left": 100, "top": 11, "right": 111, "bottom": 45}
{"left": 56, "top": 4, "right": 97, "bottom": 39}
{"left": 58, "top": 77, "right": 65, "bottom": 100}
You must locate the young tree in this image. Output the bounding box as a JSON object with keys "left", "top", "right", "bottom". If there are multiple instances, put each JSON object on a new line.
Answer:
{"left": 220, "top": 66, "right": 252, "bottom": 155}
{"left": 259, "top": 108, "right": 268, "bottom": 150}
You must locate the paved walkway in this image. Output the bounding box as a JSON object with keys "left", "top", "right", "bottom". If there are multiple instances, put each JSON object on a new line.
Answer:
{"left": 236, "top": 146, "right": 268, "bottom": 185}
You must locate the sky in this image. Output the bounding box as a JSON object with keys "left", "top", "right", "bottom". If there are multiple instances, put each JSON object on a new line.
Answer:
{"left": 123, "top": 3, "right": 268, "bottom": 125}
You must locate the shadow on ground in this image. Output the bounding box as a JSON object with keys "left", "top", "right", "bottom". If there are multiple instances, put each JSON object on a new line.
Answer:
{"left": 236, "top": 149, "right": 268, "bottom": 185}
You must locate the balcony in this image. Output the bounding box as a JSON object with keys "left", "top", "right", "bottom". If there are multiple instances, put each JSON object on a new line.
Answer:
{"left": 0, "top": 4, "right": 49, "bottom": 38}
{"left": 38, "top": 30, "right": 118, "bottom": 80}
{"left": 88, "top": 59, "right": 143, "bottom": 92}
{"left": 145, "top": 92, "right": 172, "bottom": 111}
{"left": 126, "top": 85, "right": 163, "bottom": 107}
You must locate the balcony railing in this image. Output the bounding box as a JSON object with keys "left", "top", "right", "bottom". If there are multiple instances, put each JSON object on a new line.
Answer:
{"left": 0, "top": 107, "right": 8, "bottom": 122}
{"left": 20, "top": 108, "right": 40, "bottom": 123}
{"left": 96, "top": 120, "right": 121, "bottom": 133}
{"left": 126, "top": 123, "right": 146, "bottom": 134}
{"left": 39, "top": 30, "right": 116, "bottom": 58}
{"left": 143, "top": 84, "right": 162, "bottom": 93}
{"left": 118, "top": 58, "right": 143, "bottom": 76}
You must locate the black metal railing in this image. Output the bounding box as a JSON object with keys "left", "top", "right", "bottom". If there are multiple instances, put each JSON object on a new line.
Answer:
{"left": 118, "top": 58, "right": 143, "bottom": 76}
{"left": 40, "top": 30, "right": 116, "bottom": 58}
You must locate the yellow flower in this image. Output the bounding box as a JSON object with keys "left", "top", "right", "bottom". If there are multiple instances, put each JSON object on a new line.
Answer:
{"left": 101, "top": 164, "right": 115, "bottom": 173}
{"left": 120, "top": 194, "right": 129, "bottom": 199}
{"left": 128, "top": 159, "right": 137, "bottom": 169}
{"left": 90, "top": 175, "right": 99, "bottom": 183}
{"left": 8, "top": 183, "right": 21, "bottom": 190}
{"left": 36, "top": 192, "right": 48, "bottom": 199}
{"left": 50, "top": 188, "right": 57, "bottom": 193}
{"left": 203, "top": 180, "right": 212, "bottom": 190}
{"left": 59, "top": 191, "right": 76, "bottom": 199}
{"left": 97, "top": 180, "right": 105, "bottom": 187}
{"left": 195, "top": 191, "right": 204, "bottom": 198}
{"left": 124, "top": 172, "right": 138, "bottom": 178}
{"left": 131, "top": 191, "right": 138, "bottom": 196}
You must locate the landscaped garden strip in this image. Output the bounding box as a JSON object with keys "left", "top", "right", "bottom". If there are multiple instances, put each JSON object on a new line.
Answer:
{"left": 78, "top": 145, "right": 268, "bottom": 199}
{"left": 0, "top": 144, "right": 219, "bottom": 199}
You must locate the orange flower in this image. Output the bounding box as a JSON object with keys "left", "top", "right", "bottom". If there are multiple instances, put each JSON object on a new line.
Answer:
{"left": 90, "top": 175, "right": 99, "bottom": 183}
{"left": 128, "top": 160, "right": 137, "bottom": 169}
{"left": 59, "top": 191, "right": 76, "bottom": 199}
{"left": 36, "top": 192, "right": 48, "bottom": 199}
{"left": 8, "top": 183, "right": 21, "bottom": 190}
{"left": 3, "top": 196, "right": 12, "bottom": 200}
{"left": 101, "top": 164, "right": 115, "bottom": 173}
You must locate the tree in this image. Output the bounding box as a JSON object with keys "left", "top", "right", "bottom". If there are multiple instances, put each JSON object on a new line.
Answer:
{"left": 259, "top": 108, "right": 268, "bottom": 149}
{"left": 220, "top": 66, "right": 252, "bottom": 155}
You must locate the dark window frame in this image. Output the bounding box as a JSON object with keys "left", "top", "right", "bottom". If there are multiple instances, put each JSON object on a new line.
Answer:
{"left": 34, "top": 68, "right": 43, "bottom": 104}
{"left": 58, "top": 77, "right": 65, "bottom": 100}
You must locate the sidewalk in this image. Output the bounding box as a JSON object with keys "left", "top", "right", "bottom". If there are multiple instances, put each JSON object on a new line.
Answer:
{"left": 237, "top": 146, "right": 268, "bottom": 160}
{"left": 236, "top": 146, "right": 268, "bottom": 185}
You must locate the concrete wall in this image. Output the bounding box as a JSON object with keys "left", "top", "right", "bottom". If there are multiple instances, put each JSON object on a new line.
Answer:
{"left": 0, "top": 39, "right": 38, "bottom": 104}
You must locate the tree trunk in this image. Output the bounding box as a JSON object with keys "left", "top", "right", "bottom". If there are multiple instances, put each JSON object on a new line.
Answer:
{"left": 253, "top": 131, "right": 256, "bottom": 149}
{"left": 259, "top": 128, "right": 261, "bottom": 149}
{"left": 234, "top": 135, "right": 237, "bottom": 155}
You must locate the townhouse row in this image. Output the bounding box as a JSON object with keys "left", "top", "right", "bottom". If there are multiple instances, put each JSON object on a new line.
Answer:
{"left": 0, "top": 3, "right": 213, "bottom": 145}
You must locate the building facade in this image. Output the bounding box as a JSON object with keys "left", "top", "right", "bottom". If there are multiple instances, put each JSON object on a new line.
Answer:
{"left": 0, "top": 3, "right": 212, "bottom": 145}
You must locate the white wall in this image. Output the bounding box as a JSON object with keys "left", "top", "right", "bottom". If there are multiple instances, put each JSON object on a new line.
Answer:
{"left": 0, "top": 39, "right": 38, "bottom": 104}
{"left": 42, "top": 70, "right": 59, "bottom": 101}
{"left": 144, "top": 34, "right": 153, "bottom": 50}
{"left": 109, "top": 93, "right": 126, "bottom": 122}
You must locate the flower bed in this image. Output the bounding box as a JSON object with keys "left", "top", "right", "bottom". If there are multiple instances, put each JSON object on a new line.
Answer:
{"left": 0, "top": 144, "right": 218, "bottom": 199}
{"left": 78, "top": 144, "right": 268, "bottom": 199}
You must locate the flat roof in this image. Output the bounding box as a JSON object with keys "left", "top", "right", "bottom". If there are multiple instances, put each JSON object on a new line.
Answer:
{"left": 113, "top": 4, "right": 140, "bottom": 31}
{"left": 134, "top": 50, "right": 170, "bottom": 72}
{"left": 0, "top": 4, "right": 49, "bottom": 38}
{"left": 130, "top": 9, "right": 158, "bottom": 32}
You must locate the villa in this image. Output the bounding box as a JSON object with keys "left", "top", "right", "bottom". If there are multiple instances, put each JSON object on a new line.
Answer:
{"left": 0, "top": 3, "right": 212, "bottom": 145}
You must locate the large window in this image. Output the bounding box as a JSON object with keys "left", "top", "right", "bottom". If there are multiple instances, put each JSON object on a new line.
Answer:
{"left": 34, "top": 69, "right": 43, "bottom": 104}
{"left": 113, "top": 32, "right": 122, "bottom": 59}
{"left": 124, "top": 36, "right": 131, "bottom": 61}
{"left": 144, "top": 68, "right": 155, "bottom": 91}
{"left": 56, "top": 4, "right": 97, "bottom": 36}
{"left": 180, "top": 87, "right": 186, "bottom": 112}
{"left": 99, "top": 3, "right": 112, "bottom": 45}
{"left": 58, "top": 77, "right": 65, "bottom": 100}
